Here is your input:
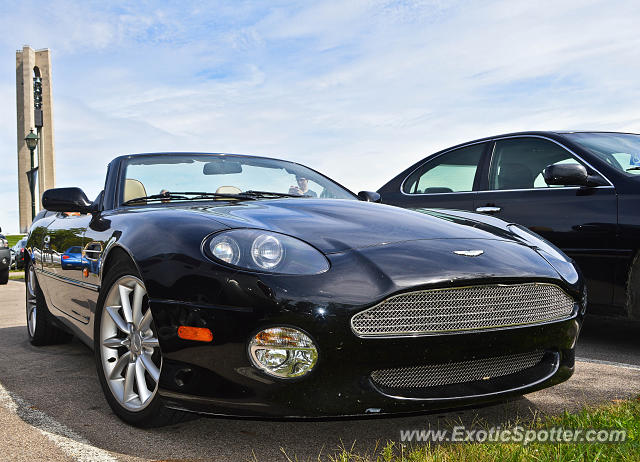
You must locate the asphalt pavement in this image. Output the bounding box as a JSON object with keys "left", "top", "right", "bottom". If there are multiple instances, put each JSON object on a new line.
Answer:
{"left": 0, "top": 279, "right": 639, "bottom": 462}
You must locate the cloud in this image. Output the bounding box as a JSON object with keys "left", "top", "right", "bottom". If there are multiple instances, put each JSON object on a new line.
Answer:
{"left": 0, "top": 0, "right": 639, "bottom": 232}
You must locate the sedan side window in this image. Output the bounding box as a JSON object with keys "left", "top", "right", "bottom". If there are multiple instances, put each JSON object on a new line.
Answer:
{"left": 403, "top": 143, "right": 485, "bottom": 194}
{"left": 489, "top": 138, "right": 582, "bottom": 190}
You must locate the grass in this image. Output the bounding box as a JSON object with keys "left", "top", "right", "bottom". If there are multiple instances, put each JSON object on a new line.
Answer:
{"left": 9, "top": 271, "right": 24, "bottom": 281}
{"left": 323, "top": 397, "right": 640, "bottom": 462}
{"left": 6, "top": 234, "right": 25, "bottom": 247}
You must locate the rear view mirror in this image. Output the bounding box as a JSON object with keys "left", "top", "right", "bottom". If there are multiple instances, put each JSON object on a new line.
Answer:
{"left": 203, "top": 160, "right": 243, "bottom": 175}
{"left": 357, "top": 191, "right": 381, "bottom": 202}
{"left": 42, "top": 187, "right": 92, "bottom": 213}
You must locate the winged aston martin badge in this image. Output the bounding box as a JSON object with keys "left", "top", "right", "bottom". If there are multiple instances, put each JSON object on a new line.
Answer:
{"left": 453, "top": 250, "right": 484, "bottom": 257}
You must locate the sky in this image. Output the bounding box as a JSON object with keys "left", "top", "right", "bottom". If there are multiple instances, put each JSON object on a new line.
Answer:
{"left": 1, "top": 0, "right": 639, "bottom": 233}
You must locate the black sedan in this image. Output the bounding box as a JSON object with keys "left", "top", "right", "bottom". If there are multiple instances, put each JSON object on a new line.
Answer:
{"left": 26, "top": 152, "right": 584, "bottom": 427}
{"left": 378, "top": 131, "right": 640, "bottom": 320}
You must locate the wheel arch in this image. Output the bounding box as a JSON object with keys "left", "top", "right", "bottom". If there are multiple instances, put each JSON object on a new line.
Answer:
{"left": 100, "top": 244, "right": 143, "bottom": 287}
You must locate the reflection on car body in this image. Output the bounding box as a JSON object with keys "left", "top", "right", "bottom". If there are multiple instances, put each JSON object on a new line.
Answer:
{"left": 61, "top": 246, "right": 83, "bottom": 270}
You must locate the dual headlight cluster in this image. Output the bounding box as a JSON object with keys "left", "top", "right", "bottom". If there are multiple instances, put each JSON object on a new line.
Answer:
{"left": 205, "top": 229, "right": 329, "bottom": 274}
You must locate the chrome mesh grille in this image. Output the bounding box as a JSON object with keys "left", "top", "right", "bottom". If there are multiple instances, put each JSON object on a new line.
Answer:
{"left": 371, "top": 350, "right": 545, "bottom": 389}
{"left": 351, "top": 283, "right": 574, "bottom": 337}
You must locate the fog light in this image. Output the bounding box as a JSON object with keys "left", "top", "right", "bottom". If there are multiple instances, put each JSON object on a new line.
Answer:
{"left": 248, "top": 327, "right": 318, "bottom": 378}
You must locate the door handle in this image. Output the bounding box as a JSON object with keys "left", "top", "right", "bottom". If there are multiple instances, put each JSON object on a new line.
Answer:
{"left": 475, "top": 206, "right": 502, "bottom": 214}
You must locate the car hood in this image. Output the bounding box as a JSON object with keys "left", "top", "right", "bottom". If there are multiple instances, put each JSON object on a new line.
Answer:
{"left": 180, "top": 199, "right": 521, "bottom": 254}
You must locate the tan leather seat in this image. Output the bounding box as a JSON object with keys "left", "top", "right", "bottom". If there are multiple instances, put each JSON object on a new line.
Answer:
{"left": 216, "top": 186, "right": 242, "bottom": 195}
{"left": 124, "top": 179, "right": 147, "bottom": 203}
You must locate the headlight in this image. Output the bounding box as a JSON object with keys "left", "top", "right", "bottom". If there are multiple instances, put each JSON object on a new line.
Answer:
{"left": 251, "top": 234, "right": 283, "bottom": 269}
{"left": 210, "top": 236, "right": 240, "bottom": 265}
{"left": 205, "top": 229, "right": 329, "bottom": 274}
{"left": 507, "top": 224, "right": 569, "bottom": 262}
{"left": 248, "top": 327, "right": 318, "bottom": 378}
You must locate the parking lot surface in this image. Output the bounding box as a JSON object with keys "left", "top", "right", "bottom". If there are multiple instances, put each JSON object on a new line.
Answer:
{"left": 1, "top": 280, "right": 639, "bottom": 461}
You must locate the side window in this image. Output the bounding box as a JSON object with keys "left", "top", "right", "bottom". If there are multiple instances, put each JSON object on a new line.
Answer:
{"left": 489, "top": 138, "right": 582, "bottom": 190}
{"left": 403, "top": 143, "right": 486, "bottom": 194}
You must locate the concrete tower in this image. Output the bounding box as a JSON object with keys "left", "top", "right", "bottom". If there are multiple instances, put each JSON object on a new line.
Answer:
{"left": 16, "top": 45, "right": 56, "bottom": 233}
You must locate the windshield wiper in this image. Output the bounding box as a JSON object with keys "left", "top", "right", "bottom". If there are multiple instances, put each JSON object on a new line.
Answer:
{"left": 626, "top": 166, "right": 640, "bottom": 171}
{"left": 122, "top": 191, "right": 255, "bottom": 206}
{"left": 240, "top": 190, "right": 310, "bottom": 198}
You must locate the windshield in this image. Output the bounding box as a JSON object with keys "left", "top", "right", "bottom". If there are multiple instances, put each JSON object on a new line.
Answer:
{"left": 563, "top": 133, "right": 640, "bottom": 175}
{"left": 120, "top": 154, "right": 355, "bottom": 205}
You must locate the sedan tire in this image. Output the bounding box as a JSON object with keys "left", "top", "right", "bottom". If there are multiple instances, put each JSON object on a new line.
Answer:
{"left": 94, "top": 258, "right": 192, "bottom": 427}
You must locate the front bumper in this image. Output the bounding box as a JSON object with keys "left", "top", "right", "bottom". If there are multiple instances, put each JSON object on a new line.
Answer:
{"left": 150, "top": 296, "right": 582, "bottom": 418}
{"left": 145, "top": 238, "right": 584, "bottom": 418}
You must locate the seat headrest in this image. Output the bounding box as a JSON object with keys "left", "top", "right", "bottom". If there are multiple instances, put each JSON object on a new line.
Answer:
{"left": 124, "top": 179, "right": 147, "bottom": 203}
{"left": 215, "top": 186, "right": 242, "bottom": 195}
{"left": 497, "top": 163, "right": 534, "bottom": 190}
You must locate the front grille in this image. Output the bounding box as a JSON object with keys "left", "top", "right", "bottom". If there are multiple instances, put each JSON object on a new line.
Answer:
{"left": 371, "top": 350, "right": 545, "bottom": 389}
{"left": 351, "top": 283, "right": 574, "bottom": 337}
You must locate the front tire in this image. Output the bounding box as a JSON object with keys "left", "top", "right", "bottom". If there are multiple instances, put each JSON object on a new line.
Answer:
{"left": 25, "top": 262, "right": 72, "bottom": 345}
{"left": 94, "top": 259, "right": 190, "bottom": 427}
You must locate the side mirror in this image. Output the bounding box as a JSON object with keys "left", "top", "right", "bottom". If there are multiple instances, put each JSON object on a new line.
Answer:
{"left": 543, "top": 163, "right": 608, "bottom": 187}
{"left": 357, "top": 191, "right": 381, "bottom": 203}
{"left": 543, "top": 163, "right": 589, "bottom": 187}
{"left": 42, "top": 187, "right": 92, "bottom": 213}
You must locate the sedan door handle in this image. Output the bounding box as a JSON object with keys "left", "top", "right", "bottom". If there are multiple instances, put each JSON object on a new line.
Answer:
{"left": 475, "top": 206, "right": 502, "bottom": 214}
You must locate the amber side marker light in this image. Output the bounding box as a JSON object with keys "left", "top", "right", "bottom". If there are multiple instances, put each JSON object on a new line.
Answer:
{"left": 178, "top": 326, "right": 213, "bottom": 342}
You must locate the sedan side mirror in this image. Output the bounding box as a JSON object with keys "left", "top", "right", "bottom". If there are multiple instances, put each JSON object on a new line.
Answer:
{"left": 543, "top": 163, "right": 588, "bottom": 186}
{"left": 42, "top": 187, "right": 93, "bottom": 213}
{"left": 357, "top": 191, "right": 381, "bottom": 203}
{"left": 543, "top": 163, "right": 608, "bottom": 187}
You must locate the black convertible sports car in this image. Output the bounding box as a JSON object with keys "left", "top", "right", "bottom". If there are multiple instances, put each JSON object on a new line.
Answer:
{"left": 26, "top": 152, "right": 584, "bottom": 427}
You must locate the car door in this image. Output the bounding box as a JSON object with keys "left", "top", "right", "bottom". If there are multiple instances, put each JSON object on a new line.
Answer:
{"left": 380, "top": 142, "right": 489, "bottom": 210}
{"left": 474, "top": 136, "right": 617, "bottom": 309}
{"left": 41, "top": 212, "right": 92, "bottom": 322}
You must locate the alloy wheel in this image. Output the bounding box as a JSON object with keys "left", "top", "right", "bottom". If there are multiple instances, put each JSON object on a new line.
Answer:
{"left": 26, "top": 265, "right": 37, "bottom": 337}
{"left": 100, "top": 276, "right": 161, "bottom": 411}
